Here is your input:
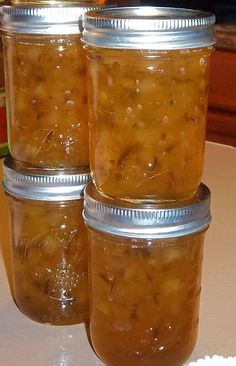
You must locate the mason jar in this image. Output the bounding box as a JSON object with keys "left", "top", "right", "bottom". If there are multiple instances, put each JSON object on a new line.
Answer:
{"left": 3, "top": 156, "right": 90, "bottom": 325}
{"left": 83, "top": 182, "right": 211, "bottom": 366}
{"left": 1, "top": 5, "right": 100, "bottom": 169}
{"left": 83, "top": 7, "right": 215, "bottom": 202}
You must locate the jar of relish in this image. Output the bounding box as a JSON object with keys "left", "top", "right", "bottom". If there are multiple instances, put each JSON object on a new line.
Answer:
{"left": 1, "top": 5, "right": 100, "bottom": 169}
{"left": 83, "top": 182, "right": 211, "bottom": 366}
{"left": 83, "top": 7, "right": 215, "bottom": 202}
{"left": 3, "top": 156, "right": 90, "bottom": 325}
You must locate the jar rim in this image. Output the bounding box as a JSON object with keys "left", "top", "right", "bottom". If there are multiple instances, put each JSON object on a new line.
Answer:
{"left": 2, "top": 156, "right": 90, "bottom": 201}
{"left": 83, "top": 183, "right": 211, "bottom": 239}
{"left": 0, "top": 5, "right": 102, "bottom": 35}
{"left": 82, "top": 6, "right": 216, "bottom": 50}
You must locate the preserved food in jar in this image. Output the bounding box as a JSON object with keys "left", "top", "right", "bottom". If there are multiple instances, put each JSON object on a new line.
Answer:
{"left": 1, "top": 6, "right": 102, "bottom": 169}
{"left": 87, "top": 48, "right": 212, "bottom": 201}
{"left": 3, "top": 157, "right": 90, "bottom": 325}
{"left": 9, "top": 198, "right": 89, "bottom": 325}
{"left": 3, "top": 34, "right": 88, "bottom": 169}
{"left": 83, "top": 7, "right": 215, "bottom": 201}
{"left": 89, "top": 229, "right": 204, "bottom": 366}
{"left": 83, "top": 182, "right": 211, "bottom": 366}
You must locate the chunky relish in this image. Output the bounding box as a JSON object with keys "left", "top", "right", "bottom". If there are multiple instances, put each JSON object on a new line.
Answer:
{"left": 86, "top": 47, "right": 212, "bottom": 201}
{"left": 8, "top": 197, "right": 89, "bottom": 325}
{"left": 4, "top": 34, "right": 89, "bottom": 169}
{"left": 88, "top": 228, "right": 204, "bottom": 366}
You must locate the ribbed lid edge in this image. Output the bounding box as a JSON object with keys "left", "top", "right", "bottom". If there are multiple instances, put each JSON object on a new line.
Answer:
{"left": 83, "top": 182, "right": 211, "bottom": 238}
{"left": 3, "top": 156, "right": 90, "bottom": 201}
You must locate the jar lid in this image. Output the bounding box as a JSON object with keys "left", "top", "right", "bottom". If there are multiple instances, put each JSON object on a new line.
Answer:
{"left": 83, "top": 183, "right": 211, "bottom": 239}
{"left": 2, "top": 156, "right": 90, "bottom": 201}
{"left": 0, "top": 4, "right": 102, "bottom": 35}
{"left": 82, "top": 6, "right": 216, "bottom": 49}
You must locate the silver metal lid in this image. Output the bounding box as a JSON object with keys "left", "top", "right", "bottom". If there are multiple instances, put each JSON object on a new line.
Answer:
{"left": 83, "top": 183, "right": 211, "bottom": 239}
{"left": 3, "top": 156, "right": 90, "bottom": 201}
{"left": 82, "top": 6, "right": 216, "bottom": 49}
{"left": 0, "top": 5, "right": 102, "bottom": 35}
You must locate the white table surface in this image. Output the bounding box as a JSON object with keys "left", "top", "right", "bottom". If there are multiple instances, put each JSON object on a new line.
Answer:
{"left": 0, "top": 141, "right": 236, "bottom": 366}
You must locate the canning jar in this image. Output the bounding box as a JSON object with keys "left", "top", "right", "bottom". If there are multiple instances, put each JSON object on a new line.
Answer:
{"left": 3, "top": 156, "right": 90, "bottom": 325}
{"left": 83, "top": 7, "right": 215, "bottom": 202}
{"left": 1, "top": 5, "right": 100, "bottom": 169}
{"left": 83, "top": 182, "right": 211, "bottom": 366}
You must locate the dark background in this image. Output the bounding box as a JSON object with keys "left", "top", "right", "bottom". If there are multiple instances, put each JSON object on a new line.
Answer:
{"left": 112, "top": 0, "right": 236, "bottom": 22}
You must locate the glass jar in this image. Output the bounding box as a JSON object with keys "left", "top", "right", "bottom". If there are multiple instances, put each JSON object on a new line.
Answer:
{"left": 83, "top": 7, "right": 215, "bottom": 202}
{"left": 0, "top": 5, "right": 100, "bottom": 169}
{"left": 83, "top": 182, "right": 211, "bottom": 366}
{"left": 3, "top": 156, "right": 90, "bottom": 325}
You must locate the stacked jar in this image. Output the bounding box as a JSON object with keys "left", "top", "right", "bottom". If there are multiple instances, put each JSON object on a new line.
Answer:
{"left": 82, "top": 7, "right": 215, "bottom": 366}
{"left": 0, "top": 4, "right": 102, "bottom": 324}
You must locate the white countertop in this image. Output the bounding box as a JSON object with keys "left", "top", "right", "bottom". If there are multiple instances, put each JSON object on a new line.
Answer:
{"left": 0, "top": 141, "right": 236, "bottom": 366}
